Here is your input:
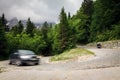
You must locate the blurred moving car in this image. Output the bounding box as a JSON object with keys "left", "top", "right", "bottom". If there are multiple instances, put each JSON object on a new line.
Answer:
{"left": 9, "top": 50, "right": 39, "bottom": 66}
{"left": 97, "top": 43, "right": 101, "bottom": 48}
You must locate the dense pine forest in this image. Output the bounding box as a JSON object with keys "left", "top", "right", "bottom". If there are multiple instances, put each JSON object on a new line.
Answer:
{"left": 0, "top": 0, "right": 120, "bottom": 60}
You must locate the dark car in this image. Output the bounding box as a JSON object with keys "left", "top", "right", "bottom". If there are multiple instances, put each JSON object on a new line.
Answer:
{"left": 9, "top": 50, "right": 39, "bottom": 66}
{"left": 97, "top": 43, "right": 101, "bottom": 48}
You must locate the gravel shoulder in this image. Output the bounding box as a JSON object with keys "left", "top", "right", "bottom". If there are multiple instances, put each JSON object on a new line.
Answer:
{"left": 0, "top": 48, "right": 120, "bottom": 80}
{"left": 0, "top": 67, "right": 120, "bottom": 80}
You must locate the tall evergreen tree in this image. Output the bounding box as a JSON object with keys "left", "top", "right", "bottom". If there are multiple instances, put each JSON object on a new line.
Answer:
{"left": 68, "top": 12, "right": 71, "bottom": 20}
{"left": 0, "top": 16, "right": 8, "bottom": 59}
{"left": 75, "top": 0, "right": 93, "bottom": 43}
{"left": 17, "top": 20, "right": 24, "bottom": 34}
{"left": 10, "top": 20, "right": 24, "bottom": 36}
{"left": 1, "top": 13, "right": 8, "bottom": 32}
{"left": 11, "top": 25, "right": 18, "bottom": 36}
{"left": 40, "top": 21, "right": 52, "bottom": 56}
{"left": 26, "top": 18, "right": 35, "bottom": 36}
{"left": 90, "top": 0, "right": 120, "bottom": 41}
{"left": 52, "top": 7, "right": 75, "bottom": 54}
{"left": 59, "top": 7, "right": 69, "bottom": 52}
{"left": 1, "top": 14, "right": 7, "bottom": 26}
{"left": 41, "top": 21, "right": 49, "bottom": 39}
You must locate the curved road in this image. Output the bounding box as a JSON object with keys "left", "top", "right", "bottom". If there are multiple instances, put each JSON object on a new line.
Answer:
{"left": 0, "top": 49, "right": 120, "bottom": 80}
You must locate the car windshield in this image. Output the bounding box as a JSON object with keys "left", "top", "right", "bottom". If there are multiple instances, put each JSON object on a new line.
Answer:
{"left": 18, "top": 50, "right": 35, "bottom": 55}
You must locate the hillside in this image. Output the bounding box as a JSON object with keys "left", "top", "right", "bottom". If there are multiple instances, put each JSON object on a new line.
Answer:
{"left": 87, "top": 40, "right": 120, "bottom": 49}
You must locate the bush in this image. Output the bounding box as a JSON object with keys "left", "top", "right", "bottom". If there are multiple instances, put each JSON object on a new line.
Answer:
{"left": 95, "top": 30, "right": 115, "bottom": 42}
{"left": 6, "top": 32, "right": 47, "bottom": 55}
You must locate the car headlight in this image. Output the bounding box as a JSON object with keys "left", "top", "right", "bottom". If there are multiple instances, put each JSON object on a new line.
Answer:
{"left": 20, "top": 56, "right": 31, "bottom": 59}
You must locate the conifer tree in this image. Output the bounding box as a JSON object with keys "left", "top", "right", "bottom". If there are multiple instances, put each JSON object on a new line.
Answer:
{"left": 26, "top": 18, "right": 35, "bottom": 36}
{"left": 68, "top": 12, "right": 71, "bottom": 20}
{"left": 0, "top": 15, "right": 8, "bottom": 59}
{"left": 41, "top": 21, "right": 49, "bottom": 39}
{"left": 52, "top": 7, "right": 75, "bottom": 54}
{"left": 75, "top": 0, "right": 93, "bottom": 43}
{"left": 17, "top": 20, "right": 24, "bottom": 34}
{"left": 41, "top": 21, "right": 52, "bottom": 56}
{"left": 59, "top": 7, "right": 69, "bottom": 51}
{"left": 90, "top": 0, "right": 120, "bottom": 41}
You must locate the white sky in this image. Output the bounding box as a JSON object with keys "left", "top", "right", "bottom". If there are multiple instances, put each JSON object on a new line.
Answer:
{"left": 0, "top": 0, "right": 83, "bottom": 23}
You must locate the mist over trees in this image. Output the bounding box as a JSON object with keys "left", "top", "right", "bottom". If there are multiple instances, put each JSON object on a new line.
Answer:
{"left": 0, "top": 0, "right": 120, "bottom": 59}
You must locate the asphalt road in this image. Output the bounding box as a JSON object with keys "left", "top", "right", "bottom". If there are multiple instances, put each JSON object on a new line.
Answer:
{"left": 0, "top": 48, "right": 120, "bottom": 80}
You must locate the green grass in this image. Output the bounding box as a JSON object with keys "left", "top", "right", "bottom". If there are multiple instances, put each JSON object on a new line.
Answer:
{"left": 50, "top": 48, "right": 94, "bottom": 61}
{"left": 0, "top": 67, "right": 3, "bottom": 73}
{"left": 0, "top": 69, "right": 2, "bottom": 73}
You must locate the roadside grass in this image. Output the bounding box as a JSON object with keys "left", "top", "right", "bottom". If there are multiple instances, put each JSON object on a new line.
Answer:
{"left": 0, "top": 68, "right": 2, "bottom": 73}
{"left": 0, "top": 67, "right": 5, "bottom": 73}
{"left": 50, "top": 48, "right": 94, "bottom": 62}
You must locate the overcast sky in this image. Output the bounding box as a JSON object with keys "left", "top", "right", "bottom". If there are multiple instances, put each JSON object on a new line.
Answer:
{"left": 0, "top": 0, "right": 83, "bottom": 23}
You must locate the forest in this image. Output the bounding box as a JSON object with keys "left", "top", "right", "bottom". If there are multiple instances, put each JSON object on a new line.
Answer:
{"left": 0, "top": 0, "right": 120, "bottom": 60}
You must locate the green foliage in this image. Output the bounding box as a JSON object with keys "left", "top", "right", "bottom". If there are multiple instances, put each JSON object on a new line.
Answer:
{"left": 6, "top": 33, "right": 46, "bottom": 55}
{"left": 26, "top": 18, "right": 35, "bottom": 37}
{"left": 0, "top": 15, "right": 8, "bottom": 60}
{"left": 0, "top": 14, "right": 8, "bottom": 60}
{"left": 112, "top": 22, "right": 120, "bottom": 39}
{"left": 10, "top": 20, "right": 24, "bottom": 36}
{"left": 11, "top": 25, "right": 18, "bottom": 36}
{"left": 68, "top": 12, "right": 71, "bottom": 20}
{"left": 90, "top": 0, "right": 120, "bottom": 42}
{"left": 41, "top": 21, "right": 49, "bottom": 39}
{"left": 1, "top": 0, "right": 120, "bottom": 59}
{"left": 95, "top": 30, "right": 115, "bottom": 42}
{"left": 40, "top": 21, "right": 52, "bottom": 56}
{"left": 51, "top": 25, "right": 62, "bottom": 54}
{"left": 17, "top": 20, "right": 24, "bottom": 34}
{"left": 71, "top": 0, "right": 93, "bottom": 44}
{"left": 51, "top": 8, "right": 76, "bottom": 54}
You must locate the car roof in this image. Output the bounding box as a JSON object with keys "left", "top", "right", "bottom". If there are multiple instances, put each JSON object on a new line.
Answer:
{"left": 18, "top": 50, "right": 32, "bottom": 52}
{"left": 17, "top": 50, "right": 35, "bottom": 55}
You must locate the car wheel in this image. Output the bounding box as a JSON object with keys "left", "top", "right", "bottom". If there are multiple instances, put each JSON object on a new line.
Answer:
{"left": 15, "top": 60, "right": 22, "bottom": 66}
{"left": 35, "top": 63, "right": 39, "bottom": 65}
{"left": 9, "top": 61, "right": 12, "bottom": 65}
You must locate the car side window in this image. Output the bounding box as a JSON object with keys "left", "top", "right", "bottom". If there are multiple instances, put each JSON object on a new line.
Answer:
{"left": 10, "top": 54, "right": 15, "bottom": 59}
{"left": 14, "top": 52, "right": 18, "bottom": 54}
{"left": 11, "top": 52, "right": 18, "bottom": 58}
